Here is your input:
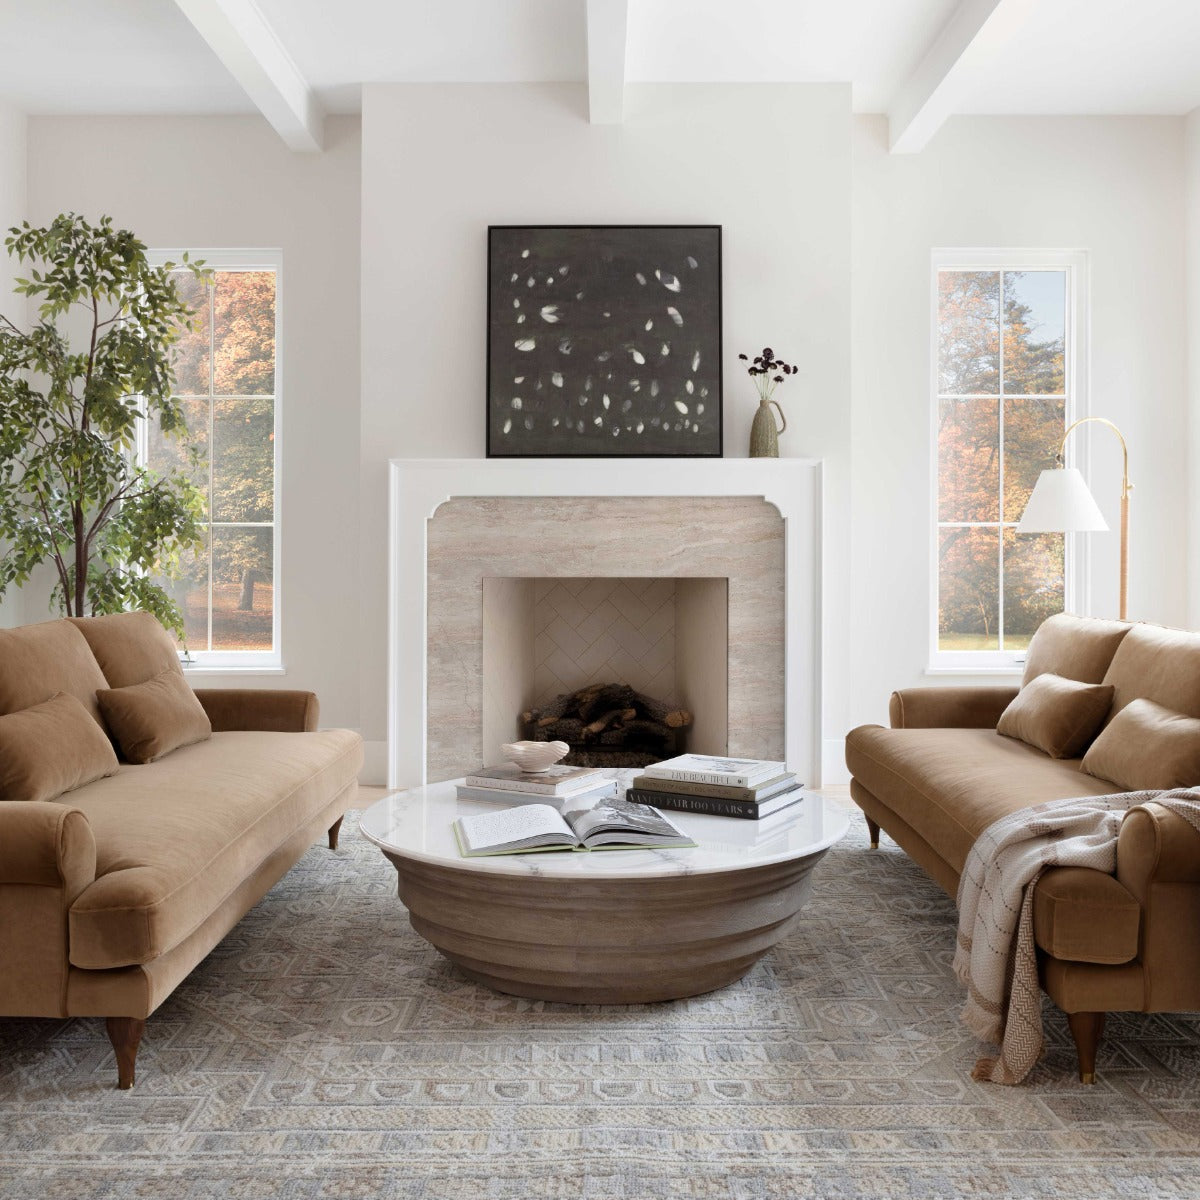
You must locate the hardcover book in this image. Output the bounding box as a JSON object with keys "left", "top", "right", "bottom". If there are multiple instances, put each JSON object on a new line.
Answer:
{"left": 642, "top": 754, "right": 786, "bottom": 789}
{"left": 464, "top": 764, "right": 605, "bottom": 795}
{"left": 629, "top": 772, "right": 797, "bottom": 802}
{"left": 455, "top": 779, "right": 617, "bottom": 808}
{"left": 452, "top": 795, "right": 695, "bottom": 857}
{"left": 626, "top": 785, "right": 803, "bottom": 821}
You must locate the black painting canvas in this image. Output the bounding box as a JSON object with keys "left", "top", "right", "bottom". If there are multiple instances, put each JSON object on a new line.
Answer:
{"left": 487, "top": 226, "right": 722, "bottom": 457}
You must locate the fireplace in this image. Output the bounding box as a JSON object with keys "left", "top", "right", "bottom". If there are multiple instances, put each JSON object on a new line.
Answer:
{"left": 480, "top": 575, "right": 729, "bottom": 767}
{"left": 388, "top": 458, "right": 822, "bottom": 787}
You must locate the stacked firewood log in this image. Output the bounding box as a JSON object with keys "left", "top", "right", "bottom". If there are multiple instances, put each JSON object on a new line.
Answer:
{"left": 521, "top": 683, "right": 693, "bottom": 768}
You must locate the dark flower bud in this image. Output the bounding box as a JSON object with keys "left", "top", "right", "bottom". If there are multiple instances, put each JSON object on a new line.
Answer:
{"left": 774, "top": 375, "right": 783, "bottom": 382}
{"left": 738, "top": 353, "right": 747, "bottom": 360}
{"left": 763, "top": 347, "right": 773, "bottom": 358}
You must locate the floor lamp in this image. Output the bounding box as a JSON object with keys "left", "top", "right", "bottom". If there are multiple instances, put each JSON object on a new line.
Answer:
{"left": 1015, "top": 417, "right": 1132, "bottom": 621}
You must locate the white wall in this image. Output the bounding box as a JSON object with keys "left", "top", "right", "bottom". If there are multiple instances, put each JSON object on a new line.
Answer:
{"left": 0, "top": 101, "right": 27, "bottom": 629}
{"left": 851, "top": 114, "right": 1188, "bottom": 732}
{"left": 360, "top": 83, "right": 854, "bottom": 780}
{"left": 1187, "top": 108, "right": 1200, "bottom": 629}
{"left": 25, "top": 115, "right": 363, "bottom": 733}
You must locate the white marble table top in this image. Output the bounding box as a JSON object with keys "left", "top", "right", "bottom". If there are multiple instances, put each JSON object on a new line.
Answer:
{"left": 359, "top": 776, "right": 850, "bottom": 880}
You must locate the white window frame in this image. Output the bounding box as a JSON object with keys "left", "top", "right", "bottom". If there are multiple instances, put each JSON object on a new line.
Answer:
{"left": 929, "top": 248, "right": 1090, "bottom": 674}
{"left": 143, "top": 248, "right": 284, "bottom": 673}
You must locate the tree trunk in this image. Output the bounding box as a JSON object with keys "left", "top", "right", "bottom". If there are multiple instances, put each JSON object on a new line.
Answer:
{"left": 73, "top": 506, "right": 87, "bottom": 617}
{"left": 238, "top": 569, "right": 260, "bottom": 611}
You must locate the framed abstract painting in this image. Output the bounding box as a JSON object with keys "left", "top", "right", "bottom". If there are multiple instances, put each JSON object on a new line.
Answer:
{"left": 487, "top": 225, "right": 722, "bottom": 457}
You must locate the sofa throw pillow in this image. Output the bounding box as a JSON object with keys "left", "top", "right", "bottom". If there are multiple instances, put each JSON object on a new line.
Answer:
{"left": 0, "top": 692, "right": 119, "bottom": 803}
{"left": 1081, "top": 698, "right": 1200, "bottom": 790}
{"left": 97, "top": 669, "right": 213, "bottom": 764}
{"left": 996, "top": 673, "right": 1114, "bottom": 759}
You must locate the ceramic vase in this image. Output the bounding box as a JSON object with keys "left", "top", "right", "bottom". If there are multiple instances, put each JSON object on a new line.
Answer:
{"left": 749, "top": 397, "right": 787, "bottom": 457}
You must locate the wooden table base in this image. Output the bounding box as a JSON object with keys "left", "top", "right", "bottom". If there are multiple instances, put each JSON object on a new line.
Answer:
{"left": 381, "top": 849, "right": 832, "bottom": 1004}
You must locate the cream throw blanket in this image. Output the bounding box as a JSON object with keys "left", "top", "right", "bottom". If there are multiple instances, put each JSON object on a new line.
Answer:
{"left": 953, "top": 788, "right": 1200, "bottom": 1085}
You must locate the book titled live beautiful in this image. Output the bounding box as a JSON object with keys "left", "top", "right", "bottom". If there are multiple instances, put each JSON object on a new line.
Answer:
{"left": 641, "top": 754, "right": 786, "bottom": 789}
{"left": 464, "top": 764, "right": 604, "bottom": 796}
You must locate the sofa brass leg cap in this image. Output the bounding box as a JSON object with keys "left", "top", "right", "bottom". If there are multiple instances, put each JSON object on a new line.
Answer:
{"left": 869, "top": 839, "right": 879, "bottom": 849}
{"left": 1079, "top": 1071, "right": 1096, "bottom": 1085}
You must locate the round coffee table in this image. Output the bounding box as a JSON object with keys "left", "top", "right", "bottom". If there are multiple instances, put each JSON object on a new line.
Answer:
{"left": 360, "top": 781, "right": 849, "bottom": 1005}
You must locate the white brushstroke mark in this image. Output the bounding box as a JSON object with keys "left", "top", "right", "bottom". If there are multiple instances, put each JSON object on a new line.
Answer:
{"left": 687, "top": 256, "right": 698, "bottom": 269}
{"left": 655, "top": 269, "right": 681, "bottom": 292}
{"left": 512, "top": 298, "right": 521, "bottom": 308}
{"left": 558, "top": 338, "right": 572, "bottom": 354}
{"left": 521, "top": 249, "right": 530, "bottom": 258}
{"left": 596, "top": 350, "right": 611, "bottom": 361}
{"left": 685, "top": 380, "right": 694, "bottom": 394}
{"left": 666, "top": 306, "right": 683, "bottom": 326}
{"left": 661, "top": 343, "right": 670, "bottom": 356}
{"left": 516, "top": 314, "right": 526, "bottom": 324}
{"left": 630, "top": 349, "right": 645, "bottom": 365}
{"left": 645, "top": 319, "right": 654, "bottom": 331}
{"left": 513, "top": 376, "right": 524, "bottom": 384}
{"left": 594, "top": 416, "right": 603, "bottom": 426}
{"left": 622, "top": 398, "right": 633, "bottom": 412}
{"left": 540, "top": 305, "right": 560, "bottom": 323}
{"left": 602, "top": 394, "right": 611, "bottom": 410}
{"left": 559, "top": 265, "right": 569, "bottom": 275}
{"left": 650, "top": 380, "right": 659, "bottom": 397}
{"left": 636, "top": 421, "right": 644, "bottom": 433}
{"left": 511, "top": 397, "right": 522, "bottom": 409}
{"left": 510, "top": 273, "right": 519, "bottom": 283}
{"left": 514, "top": 338, "right": 536, "bottom": 351}
{"left": 696, "top": 403, "right": 705, "bottom": 415}
{"left": 503, "top": 418, "right": 512, "bottom": 434}
{"left": 551, "top": 372, "right": 564, "bottom": 388}
{"left": 635, "top": 272, "right": 646, "bottom": 285}
{"left": 692, "top": 350, "right": 701, "bottom": 372}
{"left": 674, "top": 400, "right": 689, "bottom": 414}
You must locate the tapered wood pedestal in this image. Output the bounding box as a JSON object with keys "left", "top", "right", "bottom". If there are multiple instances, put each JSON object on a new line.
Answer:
{"left": 380, "top": 848, "right": 831, "bottom": 1004}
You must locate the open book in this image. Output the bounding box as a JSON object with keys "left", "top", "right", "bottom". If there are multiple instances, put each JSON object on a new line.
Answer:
{"left": 452, "top": 795, "right": 696, "bottom": 857}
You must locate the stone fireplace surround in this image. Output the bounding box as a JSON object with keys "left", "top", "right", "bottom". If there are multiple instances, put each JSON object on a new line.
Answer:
{"left": 389, "top": 459, "right": 822, "bottom": 788}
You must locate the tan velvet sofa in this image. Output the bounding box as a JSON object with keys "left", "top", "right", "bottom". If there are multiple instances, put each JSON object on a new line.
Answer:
{"left": 0, "top": 612, "right": 363, "bottom": 1088}
{"left": 846, "top": 614, "right": 1200, "bottom": 1082}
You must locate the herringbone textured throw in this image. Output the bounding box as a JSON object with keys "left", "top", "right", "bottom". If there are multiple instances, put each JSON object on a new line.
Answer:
{"left": 954, "top": 788, "right": 1200, "bottom": 1085}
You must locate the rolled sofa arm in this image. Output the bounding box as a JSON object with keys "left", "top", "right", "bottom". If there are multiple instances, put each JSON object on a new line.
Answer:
{"left": 889, "top": 685, "right": 1019, "bottom": 729}
{"left": 0, "top": 803, "right": 96, "bottom": 1016}
{"left": 1116, "top": 802, "right": 1200, "bottom": 900}
{"left": 194, "top": 689, "right": 320, "bottom": 733}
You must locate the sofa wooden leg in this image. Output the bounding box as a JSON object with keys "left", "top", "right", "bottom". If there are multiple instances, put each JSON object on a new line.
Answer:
{"left": 105, "top": 1017, "right": 145, "bottom": 1090}
{"left": 1067, "top": 1010, "right": 1105, "bottom": 1084}
{"left": 866, "top": 817, "right": 880, "bottom": 849}
{"left": 328, "top": 816, "right": 344, "bottom": 850}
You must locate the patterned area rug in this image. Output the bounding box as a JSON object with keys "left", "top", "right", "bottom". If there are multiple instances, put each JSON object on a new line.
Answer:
{"left": 3, "top": 805, "right": 1200, "bottom": 1199}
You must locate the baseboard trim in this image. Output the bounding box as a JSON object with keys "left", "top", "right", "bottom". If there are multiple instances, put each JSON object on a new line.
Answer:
{"left": 821, "top": 737, "right": 850, "bottom": 786}
{"left": 359, "top": 740, "right": 388, "bottom": 787}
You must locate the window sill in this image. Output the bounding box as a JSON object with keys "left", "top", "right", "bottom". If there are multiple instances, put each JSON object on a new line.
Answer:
{"left": 924, "top": 666, "right": 1022, "bottom": 677}
{"left": 182, "top": 664, "right": 287, "bottom": 676}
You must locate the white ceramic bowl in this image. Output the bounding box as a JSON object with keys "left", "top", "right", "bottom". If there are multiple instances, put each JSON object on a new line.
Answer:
{"left": 501, "top": 740, "right": 570, "bottom": 772}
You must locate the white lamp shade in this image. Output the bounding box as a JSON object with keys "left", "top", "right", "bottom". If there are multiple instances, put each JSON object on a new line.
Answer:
{"left": 1017, "top": 467, "right": 1108, "bottom": 533}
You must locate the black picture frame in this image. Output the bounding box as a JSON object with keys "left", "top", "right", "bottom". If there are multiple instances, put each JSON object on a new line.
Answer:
{"left": 486, "top": 225, "right": 722, "bottom": 458}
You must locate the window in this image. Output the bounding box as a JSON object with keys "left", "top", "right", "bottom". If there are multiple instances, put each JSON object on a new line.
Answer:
{"left": 144, "top": 250, "right": 282, "bottom": 669}
{"left": 932, "top": 251, "right": 1087, "bottom": 669}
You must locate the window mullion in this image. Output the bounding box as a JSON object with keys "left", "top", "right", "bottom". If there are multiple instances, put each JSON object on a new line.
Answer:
{"left": 998, "top": 271, "right": 1005, "bottom": 652}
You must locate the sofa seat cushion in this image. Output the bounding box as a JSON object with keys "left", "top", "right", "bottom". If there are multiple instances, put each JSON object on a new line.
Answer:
{"left": 1032, "top": 867, "right": 1140, "bottom": 965}
{"left": 844, "top": 725, "right": 1123, "bottom": 875}
{"left": 65, "top": 729, "right": 362, "bottom": 969}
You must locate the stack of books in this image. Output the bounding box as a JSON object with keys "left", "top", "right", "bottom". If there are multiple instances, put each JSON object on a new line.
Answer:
{"left": 625, "top": 754, "right": 803, "bottom": 821}
{"left": 456, "top": 763, "right": 616, "bottom": 809}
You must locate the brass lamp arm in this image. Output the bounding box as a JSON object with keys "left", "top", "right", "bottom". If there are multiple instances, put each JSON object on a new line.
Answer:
{"left": 1058, "top": 417, "right": 1132, "bottom": 500}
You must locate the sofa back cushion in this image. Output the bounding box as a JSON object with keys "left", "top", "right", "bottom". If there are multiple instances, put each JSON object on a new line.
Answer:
{"left": 0, "top": 692, "right": 120, "bottom": 803}
{"left": 1022, "top": 613, "right": 1131, "bottom": 687}
{"left": 1081, "top": 698, "right": 1200, "bottom": 790}
{"left": 0, "top": 620, "right": 110, "bottom": 729}
{"left": 996, "top": 673, "right": 1114, "bottom": 759}
{"left": 1100, "top": 622, "right": 1200, "bottom": 720}
{"left": 69, "top": 611, "right": 183, "bottom": 688}
{"left": 97, "top": 669, "right": 212, "bottom": 764}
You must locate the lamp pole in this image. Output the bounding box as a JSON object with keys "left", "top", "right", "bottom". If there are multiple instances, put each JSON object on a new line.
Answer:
{"left": 1057, "top": 417, "right": 1132, "bottom": 620}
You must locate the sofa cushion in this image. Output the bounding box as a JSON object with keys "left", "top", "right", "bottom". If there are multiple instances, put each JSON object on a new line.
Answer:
{"left": 1101, "top": 622, "right": 1200, "bottom": 721}
{"left": 0, "top": 620, "right": 110, "bottom": 730}
{"left": 1022, "top": 613, "right": 1130, "bottom": 686}
{"left": 69, "top": 611, "right": 184, "bottom": 689}
{"left": 66, "top": 729, "right": 362, "bottom": 969}
{"left": 844, "top": 725, "right": 1123, "bottom": 875}
{"left": 1081, "top": 698, "right": 1200, "bottom": 791}
{"left": 0, "top": 693, "right": 119, "bottom": 803}
{"left": 996, "top": 673, "right": 1114, "bottom": 759}
{"left": 97, "top": 670, "right": 212, "bottom": 764}
{"left": 1032, "top": 867, "right": 1140, "bottom": 965}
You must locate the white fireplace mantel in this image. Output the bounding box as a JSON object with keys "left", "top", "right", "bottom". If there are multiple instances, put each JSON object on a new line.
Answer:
{"left": 389, "top": 458, "right": 823, "bottom": 789}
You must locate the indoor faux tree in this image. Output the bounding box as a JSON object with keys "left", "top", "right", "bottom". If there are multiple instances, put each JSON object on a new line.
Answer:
{"left": 0, "top": 213, "right": 207, "bottom": 635}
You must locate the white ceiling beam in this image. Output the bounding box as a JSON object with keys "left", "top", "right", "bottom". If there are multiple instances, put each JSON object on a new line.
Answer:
{"left": 173, "top": 0, "right": 323, "bottom": 152}
{"left": 887, "top": 0, "right": 1035, "bottom": 154}
{"left": 586, "top": 0, "right": 629, "bottom": 125}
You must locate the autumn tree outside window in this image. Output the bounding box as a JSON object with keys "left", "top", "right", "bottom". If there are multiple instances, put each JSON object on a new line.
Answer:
{"left": 932, "top": 251, "right": 1088, "bottom": 668}
{"left": 142, "top": 250, "right": 282, "bottom": 669}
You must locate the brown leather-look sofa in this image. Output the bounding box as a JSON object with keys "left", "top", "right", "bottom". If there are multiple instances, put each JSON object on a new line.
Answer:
{"left": 0, "top": 612, "right": 362, "bottom": 1088}
{"left": 845, "top": 614, "right": 1200, "bottom": 1082}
